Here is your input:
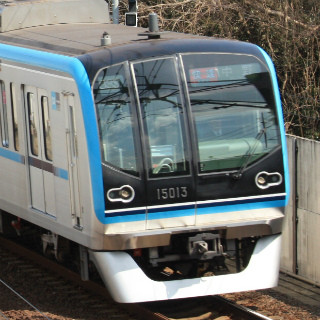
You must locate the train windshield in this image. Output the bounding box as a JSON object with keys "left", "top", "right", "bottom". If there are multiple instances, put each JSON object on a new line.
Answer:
{"left": 181, "top": 53, "right": 280, "bottom": 173}
{"left": 93, "top": 63, "right": 139, "bottom": 176}
{"left": 132, "top": 58, "right": 189, "bottom": 177}
{"left": 93, "top": 53, "right": 280, "bottom": 177}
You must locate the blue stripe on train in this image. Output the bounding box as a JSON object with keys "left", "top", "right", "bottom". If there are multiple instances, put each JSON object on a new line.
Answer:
{"left": 0, "top": 148, "right": 25, "bottom": 164}
{"left": 104, "top": 195, "right": 286, "bottom": 224}
{"left": 258, "top": 46, "right": 290, "bottom": 205}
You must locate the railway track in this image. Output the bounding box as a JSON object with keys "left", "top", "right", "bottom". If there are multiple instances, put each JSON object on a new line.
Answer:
{"left": 0, "top": 236, "right": 276, "bottom": 320}
{"left": 142, "top": 295, "right": 275, "bottom": 320}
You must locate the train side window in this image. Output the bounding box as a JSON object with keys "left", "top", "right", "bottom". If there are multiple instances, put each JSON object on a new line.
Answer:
{"left": 10, "top": 83, "right": 19, "bottom": 151}
{"left": 27, "top": 92, "right": 39, "bottom": 156}
{"left": 0, "top": 80, "right": 9, "bottom": 147}
{"left": 41, "top": 96, "right": 52, "bottom": 161}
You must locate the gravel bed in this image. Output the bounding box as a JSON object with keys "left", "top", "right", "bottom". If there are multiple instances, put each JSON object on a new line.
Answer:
{"left": 0, "top": 254, "right": 319, "bottom": 320}
{"left": 0, "top": 255, "right": 133, "bottom": 320}
{"left": 223, "top": 290, "right": 320, "bottom": 320}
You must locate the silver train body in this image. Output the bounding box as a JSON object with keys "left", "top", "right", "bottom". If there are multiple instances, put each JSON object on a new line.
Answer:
{"left": 0, "top": 0, "right": 289, "bottom": 302}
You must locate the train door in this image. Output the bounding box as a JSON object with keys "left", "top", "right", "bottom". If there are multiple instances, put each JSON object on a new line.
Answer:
{"left": 64, "top": 93, "right": 82, "bottom": 227}
{"left": 132, "top": 58, "right": 195, "bottom": 229}
{"left": 24, "top": 86, "right": 56, "bottom": 216}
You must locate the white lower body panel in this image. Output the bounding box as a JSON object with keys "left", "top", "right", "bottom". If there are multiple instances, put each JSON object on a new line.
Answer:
{"left": 90, "top": 234, "right": 281, "bottom": 303}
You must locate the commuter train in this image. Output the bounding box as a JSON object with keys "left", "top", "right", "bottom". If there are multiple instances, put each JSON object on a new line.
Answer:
{"left": 0, "top": 0, "right": 289, "bottom": 303}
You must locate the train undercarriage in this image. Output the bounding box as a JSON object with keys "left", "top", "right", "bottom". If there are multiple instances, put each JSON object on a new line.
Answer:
{"left": 130, "top": 232, "right": 257, "bottom": 281}
{"left": 0, "top": 210, "right": 258, "bottom": 282}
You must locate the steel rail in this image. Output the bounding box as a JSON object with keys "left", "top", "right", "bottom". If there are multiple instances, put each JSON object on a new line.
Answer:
{"left": 214, "top": 295, "right": 274, "bottom": 320}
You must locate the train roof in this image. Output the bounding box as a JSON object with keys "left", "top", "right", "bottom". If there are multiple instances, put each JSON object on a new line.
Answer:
{"left": 0, "top": 0, "right": 265, "bottom": 82}
{"left": 0, "top": 0, "right": 262, "bottom": 58}
{"left": 0, "top": 22, "right": 198, "bottom": 56}
{"left": 0, "top": 0, "right": 199, "bottom": 56}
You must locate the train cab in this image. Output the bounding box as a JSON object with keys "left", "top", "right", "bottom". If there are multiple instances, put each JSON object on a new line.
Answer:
{"left": 84, "top": 39, "right": 289, "bottom": 302}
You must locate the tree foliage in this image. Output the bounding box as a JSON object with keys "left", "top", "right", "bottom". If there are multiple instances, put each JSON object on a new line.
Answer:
{"left": 116, "top": 0, "right": 320, "bottom": 139}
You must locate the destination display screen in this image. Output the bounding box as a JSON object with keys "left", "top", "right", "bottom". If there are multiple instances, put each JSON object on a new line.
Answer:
{"left": 189, "top": 63, "right": 261, "bottom": 86}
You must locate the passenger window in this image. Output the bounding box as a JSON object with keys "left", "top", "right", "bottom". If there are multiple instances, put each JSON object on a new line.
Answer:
{"left": 10, "top": 83, "right": 19, "bottom": 151}
{"left": 27, "top": 92, "right": 39, "bottom": 156}
{"left": 41, "top": 96, "right": 52, "bottom": 161}
{"left": 0, "top": 81, "right": 9, "bottom": 147}
{"left": 93, "top": 63, "right": 139, "bottom": 177}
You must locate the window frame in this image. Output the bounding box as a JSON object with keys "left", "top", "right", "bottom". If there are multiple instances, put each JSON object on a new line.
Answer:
{"left": 27, "top": 92, "right": 39, "bottom": 157}
{"left": 0, "top": 80, "right": 9, "bottom": 148}
{"left": 41, "top": 95, "right": 52, "bottom": 161}
{"left": 10, "top": 83, "right": 19, "bottom": 151}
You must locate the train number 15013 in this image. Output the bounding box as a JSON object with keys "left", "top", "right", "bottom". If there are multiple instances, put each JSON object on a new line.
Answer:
{"left": 156, "top": 187, "right": 188, "bottom": 200}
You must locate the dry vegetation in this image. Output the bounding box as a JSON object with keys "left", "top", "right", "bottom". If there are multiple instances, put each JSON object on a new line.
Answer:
{"left": 116, "top": 0, "right": 320, "bottom": 139}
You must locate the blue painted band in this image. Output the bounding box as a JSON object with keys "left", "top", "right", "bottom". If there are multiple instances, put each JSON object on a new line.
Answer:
{"left": 258, "top": 46, "right": 290, "bottom": 205}
{"left": 197, "top": 200, "right": 285, "bottom": 215}
{"left": 105, "top": 208, "right": 146, "bottom": 217}
{"left": 53, "top": 167, "right": 69, "bottom": 180}
{"left": 197, "top": 194, "right": 286, "bottom": 209}
{"left": 0, "top": 147, "right": 25, "bottom": 164}
{"left": 103, "top": 195, "right": 286, "bottom": 224}
{"left": 105, "top": 213, "right": 146, "bottom": 224}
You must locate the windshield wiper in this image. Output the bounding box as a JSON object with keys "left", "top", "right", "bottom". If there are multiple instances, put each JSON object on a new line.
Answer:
{"left": 232, "top": 128, "right": 266, "bottom": 180}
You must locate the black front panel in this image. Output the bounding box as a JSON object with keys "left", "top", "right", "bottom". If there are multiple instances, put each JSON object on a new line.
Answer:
{"left": 92, "top": 48, "right": 285, "bottom": 220}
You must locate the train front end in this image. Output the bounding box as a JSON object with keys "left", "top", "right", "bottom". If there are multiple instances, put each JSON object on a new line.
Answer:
{"left": 87, "top": 39, "right": 289, "bottom": 302}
